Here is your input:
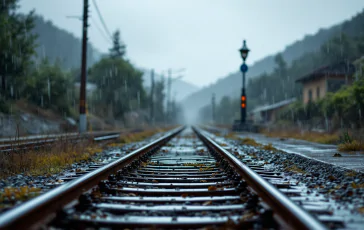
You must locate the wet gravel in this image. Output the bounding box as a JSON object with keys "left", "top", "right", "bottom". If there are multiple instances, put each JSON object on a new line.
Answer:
{"left": 0, "top": 132, "right": 166, "bottom": 213}
{"left": 212, "top": 132, "right": 364, "bottom": 217}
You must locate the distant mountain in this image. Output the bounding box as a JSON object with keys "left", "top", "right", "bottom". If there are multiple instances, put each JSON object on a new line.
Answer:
{"left": 141, "top": 70, "right": 199, "bottom": 102}
{"left": 182, "top": 9, "right": 364, "bottom": 121}
{"left": 32, "top": 15, "right": 102, "bottom": 69}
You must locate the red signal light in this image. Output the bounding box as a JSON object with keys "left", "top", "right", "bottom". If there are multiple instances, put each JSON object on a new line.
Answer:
{"left": 241, "top": 95, "right": 246, "bottom": 108}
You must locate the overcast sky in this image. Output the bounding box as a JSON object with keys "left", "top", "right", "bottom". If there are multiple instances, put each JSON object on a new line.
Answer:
{"left": 20, "top": 0, "right": 364, "bottom": 87}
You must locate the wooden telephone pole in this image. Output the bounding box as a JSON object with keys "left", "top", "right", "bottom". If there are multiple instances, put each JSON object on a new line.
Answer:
{"left": 150, "top": 69, "right": 155, "bottom": 125}
{"left": 212, "top": 93, "right": 216, "bottom": 124}
{"left": 79, "top": 0, "right": 89, "bottom": 133}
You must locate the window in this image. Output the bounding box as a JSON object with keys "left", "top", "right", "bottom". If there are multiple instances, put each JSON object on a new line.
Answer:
{"left": 308, "top": 89, "right": 313, "bottom": 102}
{"left": 316, "top": 87, "right": 320, "bottom": 99}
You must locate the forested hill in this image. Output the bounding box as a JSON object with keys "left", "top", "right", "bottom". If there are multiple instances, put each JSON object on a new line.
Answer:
{"left": 182, "top": 9, "right": 364, "bottom": 116}
{"left": 32, "top": 15, "right": 102, "bottom": 69}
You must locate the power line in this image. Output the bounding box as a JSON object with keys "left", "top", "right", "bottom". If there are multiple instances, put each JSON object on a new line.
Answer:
{"left": 91, "top": 16, "right": 112, "bottom": 44}
{"left": 91, "top": 0, "right": 113, "bottom": 39}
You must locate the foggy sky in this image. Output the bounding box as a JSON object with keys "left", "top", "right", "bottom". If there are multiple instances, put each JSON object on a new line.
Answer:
{"left": 20, "top": 0, "right": 364, "bottom": 87}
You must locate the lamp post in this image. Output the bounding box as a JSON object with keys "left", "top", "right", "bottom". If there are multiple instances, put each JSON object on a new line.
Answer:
{"left": 239, "top": 40, "right": 250, "bottom": 124}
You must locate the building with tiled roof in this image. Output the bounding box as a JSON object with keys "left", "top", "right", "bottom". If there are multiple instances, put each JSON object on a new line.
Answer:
{"left": 295, "top": 61, "right": 355, "bottom": 104}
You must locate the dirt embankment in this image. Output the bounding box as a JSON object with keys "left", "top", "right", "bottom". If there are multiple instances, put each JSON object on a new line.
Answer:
{"left": 0, "top": 101, "right": 114, "bottom": 137}
{"left": 0, "top": 101, "right": 154, "bottom": 138}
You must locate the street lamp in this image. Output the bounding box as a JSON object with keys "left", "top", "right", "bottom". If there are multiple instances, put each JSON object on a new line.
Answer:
{"left": 239, "top": 40, "right": 250, "bottom": 124}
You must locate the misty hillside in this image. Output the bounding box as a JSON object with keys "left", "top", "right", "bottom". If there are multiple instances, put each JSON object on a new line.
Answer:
{"left": 142, "top": 70, "right": 199, "bottom": 101}
{"left": 33, "top": 15, "right": 102, "bottom": 69}
{"left": 182, "top": 9, "right": 364, "bottom": 115}
{"left": 32, "top": 15, "right": 199, "bottom": 101}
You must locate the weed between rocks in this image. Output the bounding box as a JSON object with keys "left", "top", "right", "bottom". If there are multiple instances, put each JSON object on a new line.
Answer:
{"left": 226, "top": 134, "right": 278, "bottom": 152}
{"left": 220, "top": 133, "right": 279, "bottom": 152}
{"left": 240, "top": 138, "right": 262, "bottom": 147}
{"left": 262, "top": 143, "right": 279, "bottom": 151}
{"left": 285, "top": 165, "right": 306, "bottom": 174}
{"left": 338, "top": 140, "right": 364, "bottom": 152}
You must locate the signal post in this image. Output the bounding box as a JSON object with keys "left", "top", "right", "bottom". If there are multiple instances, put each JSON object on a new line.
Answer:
{"left": 233, "top": 40, "right": 257, "bottom": 132}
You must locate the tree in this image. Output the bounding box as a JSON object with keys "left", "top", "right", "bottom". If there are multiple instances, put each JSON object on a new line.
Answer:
{"left": 109, "top": 30, "right": 126, "bottom": 59}
{"left": 274, "top": 54, "right": 287, "bottom": 76}
{"left": 320, "top": 33, "right": 357, "bottom": 64}
{"left": 274, "top": 54, "right": 293, "bottom": 100}
{"left": 154, "top": 79, "right": 165, "bottom": 123}
{"left": 25, "top": 58, "right": 74, "bottom": 116}
{"left": 0, "top": 0, "right": 37, "bottom": 97}
{"left": 90, "top": 33, "right": 146, "bottom": 122}
{"left": 216, "top": 96, "right": 233, "bottom": 124}
{"left": 88, "top": 57, "right": 146, "bottom": 119}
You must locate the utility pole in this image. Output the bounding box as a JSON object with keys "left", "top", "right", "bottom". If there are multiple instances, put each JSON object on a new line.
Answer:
{"left": 170, "top": 92, "right": 177, "bottom": 124}
{"left": 166, "top": 69, "right": 172, "bottom": 123}
{"left": 79, "top": 0, "right": 89, "bottom": 133}
{"left": 212, "top": 93, "right": 216, "bottom": 124}
{"left": 150, "top": 69, "right": 155, "bottom": 125}
{"left": 165, "top": 68, "right": 185, "bottom": 124}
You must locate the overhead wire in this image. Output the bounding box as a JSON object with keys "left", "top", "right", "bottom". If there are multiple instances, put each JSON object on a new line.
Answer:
{"left": 91, "top": 16, "right": 112, "bottom": 44}
{"left": 91, "top": 0, "right": 113, "bottom": 39}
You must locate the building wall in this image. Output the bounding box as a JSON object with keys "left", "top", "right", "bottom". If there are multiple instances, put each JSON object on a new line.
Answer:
{"left": 258, "top": 104, "right": 291, "bottom": 123}
{"left": 302, "top": 74, "right": 352, "bottom": 104}
{"left": 302, "top": 77, "right": 327, "bottom": 104}
{"left": 270, "top": 104, "right": 291, "bottom": 122}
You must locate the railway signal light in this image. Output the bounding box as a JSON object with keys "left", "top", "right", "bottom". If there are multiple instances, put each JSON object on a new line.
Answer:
{"left": 241, "top": 95, "right": 246, "bottom": 108}
{"left": 238, "top": 40, "right": 249, "bottom": 125}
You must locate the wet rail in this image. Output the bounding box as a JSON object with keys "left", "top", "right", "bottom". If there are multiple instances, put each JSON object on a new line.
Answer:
{"left": 0, "top": 126, "right": 329, "bottom": 229}
{"left": 0, "top": 130, "right": 134, "bottom": 153}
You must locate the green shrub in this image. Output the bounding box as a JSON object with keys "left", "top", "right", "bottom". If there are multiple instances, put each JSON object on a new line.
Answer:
{"left": 340, "top": 131, "right": 354, "bottom": 144}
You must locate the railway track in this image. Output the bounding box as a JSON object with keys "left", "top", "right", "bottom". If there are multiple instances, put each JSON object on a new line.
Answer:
{"left": 0, "top": 126, "right": 333, "bottom": 229}
{"left": 0, "top": 130, "right": 141, "bottom": 152}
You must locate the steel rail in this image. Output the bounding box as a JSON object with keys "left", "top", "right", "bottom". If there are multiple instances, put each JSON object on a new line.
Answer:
{"left": 193, "top": 126, "right": 327, "bottom": 230}
{"left": 0, "top": 126, "right": 184, "bottom": 230}
{"left": 0, "top": 132, "right": 124, "bottom": 152}
{"left": 0, "top": 131, "right": 118, "bottom": 144}
{"left": 93, "top": 133, "right": 121, "bottom": 141}
{"left": 0, "top": 128, "right": 150, "bottom": 147}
